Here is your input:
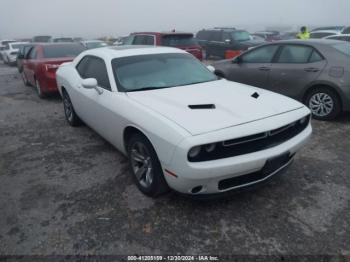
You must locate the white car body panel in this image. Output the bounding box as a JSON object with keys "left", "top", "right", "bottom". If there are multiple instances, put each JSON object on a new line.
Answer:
{"left": 127, "top": 79, "right": 303, "bottom": 135}
{"left": 56, "top": 46, "right": 312, "bottom": 195}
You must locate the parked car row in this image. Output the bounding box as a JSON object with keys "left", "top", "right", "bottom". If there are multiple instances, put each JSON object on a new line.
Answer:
{"left": 20, "top": 43, "right": 85, "bottom": 97}
{"left": 212, "top": 39, "right": 350, "bottom": 120}
{"left": 309, "top": 25, "right": 350, "bottom": 40}
{"left": 2, "top": 26, "right": 350, "bottom": 198}
{"left": 117, "top": 31, "right": 204, "bottom": 60}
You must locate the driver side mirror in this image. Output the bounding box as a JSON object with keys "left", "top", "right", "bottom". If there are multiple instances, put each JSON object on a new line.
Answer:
{"left": 232, "top": 56, "right": 242, "bottom": 64}
{"left": 17, "top": 53, "right": 24, "bottom": 59}
{"left": 81, "top": 78, "right": 103, "bottom": 94}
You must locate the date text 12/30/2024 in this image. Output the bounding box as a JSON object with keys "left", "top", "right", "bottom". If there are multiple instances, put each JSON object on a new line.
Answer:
{"left": 127, "top": 255, "right": 219, "bottom": 261}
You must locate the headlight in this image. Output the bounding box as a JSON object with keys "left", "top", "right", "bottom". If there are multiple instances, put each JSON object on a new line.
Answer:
{"left": 204, "top": 143, "right": 216, "bottom": 153}
{"left": 299, "top": 115, "right": 309, "bottom": 125}
{"left": 188, "top": 143, "right": 218, "bottom": 161}
{"left": 188, "top": 146, "right": 201, "bottom": 158}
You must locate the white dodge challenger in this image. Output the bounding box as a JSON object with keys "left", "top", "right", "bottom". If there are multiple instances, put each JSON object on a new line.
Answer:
{"left": 56, "top": 46, "right": 312, "bottom": 197}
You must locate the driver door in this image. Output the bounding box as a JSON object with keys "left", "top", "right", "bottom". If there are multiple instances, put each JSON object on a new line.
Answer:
{"left": 74, "top": 55, "right": 119, "bottom": 142}
{"left": 225, "top": 44, "right": 280, "bottom": 88}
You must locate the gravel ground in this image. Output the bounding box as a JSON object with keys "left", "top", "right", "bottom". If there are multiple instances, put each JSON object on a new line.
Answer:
{"left": 0, "top": 62, "right": 349, "bottom": 258}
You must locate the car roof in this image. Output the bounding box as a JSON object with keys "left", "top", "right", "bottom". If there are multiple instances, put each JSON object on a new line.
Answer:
{"left": 312, "top": 26, "right": 344, "bottom": 30}
{"left": 9, "top": 41, "right": 30, "bottom": 45}
{"left": 34, "top": 42, "right": 82, "bottom": 47}
{"left": 326, "top": 34, "right": 350, "bottom": 38}
{"left": 310, "top": 30, "right": 340, "bottom": 34}
{"left": 132, "top": 31, "right": 194, "bottom": 36}
{"left": 199, "top": 28, "right": 245, "bottom": 32}
{"left": 265, "top": 39, "right": 344, "bottom": 46}
{"left": 82, "top": 45, "right": 186, "bottom": 59}
{"left": 81, "top": 40, "right": 103, "bottom": 43}
{"left": 0, "top": 40, "right": 16, "bottom": 43}
{"left": 255, "top": 31, "right": 279, "bottom": 35}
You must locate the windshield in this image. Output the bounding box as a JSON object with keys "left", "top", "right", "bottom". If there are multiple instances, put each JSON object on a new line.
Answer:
{"left": 112, "top": 53, "right": 217, "bottom": 92}
{"left": 43, "top": 44, "right": 85, "bottom": 58}
{"left": 231, "top": 31, "right": 251, "bottom": 42}
{"left": 33, "top": 36, "right": 51, "bottom": 42}
{"left": 53, "top": 38, "right": 74, "bottom": 43}
{"left": 161, "top": 35, "right": 198, "bottom": 47}
{"left": 333, "top": 43, "right": 350, "bottom": 57}
{"left": 86, "top": 42, "right": 108, "bottom": 49}
{"left": 11, "top": 43, "right": 26, "bottom": 49}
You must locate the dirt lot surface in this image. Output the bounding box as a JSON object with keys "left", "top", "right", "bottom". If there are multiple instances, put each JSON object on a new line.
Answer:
{"left": 0, "top": 63, "right": 349, "bottom": 257}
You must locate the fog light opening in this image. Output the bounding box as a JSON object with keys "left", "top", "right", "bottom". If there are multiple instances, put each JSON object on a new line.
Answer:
{"left": 191, "top": 186, "right": 203, "bottom": 194}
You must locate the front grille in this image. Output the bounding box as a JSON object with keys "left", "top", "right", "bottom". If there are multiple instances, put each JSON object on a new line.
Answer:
{"left": 218, "top": 152, "right": 294, "bottom": 190}
{"left": 188, "top": 115, "right": 310, "bottom": 162}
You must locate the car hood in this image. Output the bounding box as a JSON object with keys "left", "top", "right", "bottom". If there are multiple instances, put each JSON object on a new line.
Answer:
{"left": 127, "top": 79, "right": 304, "bottom": 135}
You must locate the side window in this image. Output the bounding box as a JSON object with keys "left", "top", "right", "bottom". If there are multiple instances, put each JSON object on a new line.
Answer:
{"left": 211, "top": 31, "right": 222, "bottom": 42}
{"left": 202, "top": 31, "right": 211, "bottom": 41}
{"left": 222, "top": 32, "right": 231, "bottom": 41}
{"left": 132, "top": 35, "right": 154, "bottom": 45}
{"left": 28, "top": 47, "right": 37, "bottom": 59}
{"left": 342, "top": 27, "right": 350, "bottom": 34}
{"left": 309, "top": 50, "right": 323, "bottom": 63}
{"left": 196, "top": 31, "right": 205, "bottom": 40}
{"left": 277, "top": 45, "right": 313, "bottom": 63}
{"left": 76, "top": 56, "right": 90, "bottom": 78}
{"left": 144, "top": 35, "right": 155, "bottom": 45}
{"left": 123, "top": 35, "right": 134, "bottom": 45}
{"left": 133, "top": 35, "right": 145, "bottom": 45}
{"left": 24, "top": 46, "right": 32, "bottom": 57}
{"left": 241, "top": 45, "right": 279, "bottom": 63}
{"left": 77, "top": 56, "right": 111, "bottom": 91}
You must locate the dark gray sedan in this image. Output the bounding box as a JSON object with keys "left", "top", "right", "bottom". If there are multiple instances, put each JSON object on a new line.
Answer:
{"left": 213, "top": 39, "right": 350, "bottom": 120}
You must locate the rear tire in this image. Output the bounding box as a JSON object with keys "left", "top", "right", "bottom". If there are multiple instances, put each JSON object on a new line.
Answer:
{"left": 21, "top": 71, "right": 30, "bottom": 86}
{"left": 62, "top": 90, "right": 82, "bottom": 127}
{"left": 305, "top": 87, "right": 341, "bottom": 121}
{"left": 35, "top": 79, "right": 46, "bottom": 99}
{"left": 127, "top": 133, "right": 169, "bottom": 197}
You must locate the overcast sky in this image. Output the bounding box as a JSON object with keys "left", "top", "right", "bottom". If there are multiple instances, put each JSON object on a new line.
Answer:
{"left": 1, "top": 0, "right": 350, "bottom": 39}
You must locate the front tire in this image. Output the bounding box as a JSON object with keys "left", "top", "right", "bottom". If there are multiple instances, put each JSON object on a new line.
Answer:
{"left": 305, "top": 87, "right": 341, "bottom": 121}
{"left": 127, "top": 133, "right": 169, "bottom": 197}
{"left": 62, "top": 90, "right": 82, "bottom": 127}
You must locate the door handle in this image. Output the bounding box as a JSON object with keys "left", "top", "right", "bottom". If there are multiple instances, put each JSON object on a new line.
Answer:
{"left": 259, "top": 67, "right": 271, "bottom": 71}
{"left": 304, "top": 67, "right": 320, "bottom": 72}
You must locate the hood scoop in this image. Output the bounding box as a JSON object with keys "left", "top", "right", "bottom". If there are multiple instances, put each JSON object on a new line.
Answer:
{"left": 251, "top": 92, "right": 260, "bottom": 99}
{"left": 188, "top": 104, "right": 216, "bottom": 110}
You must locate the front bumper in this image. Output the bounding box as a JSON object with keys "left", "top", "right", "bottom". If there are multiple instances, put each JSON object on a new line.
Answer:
{"left": 339, "top": 85, "right": 350, "bottom": 111}
{"left": 162, "top": 110, "right": 312, "bottom": 195}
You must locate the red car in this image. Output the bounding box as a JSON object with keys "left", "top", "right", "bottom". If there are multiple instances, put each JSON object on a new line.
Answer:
{"left": 22, "top": 43, "right": 85, "bottom": 98}
{"left": 127, "top": 31, "right": 204, "bottom": 61}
